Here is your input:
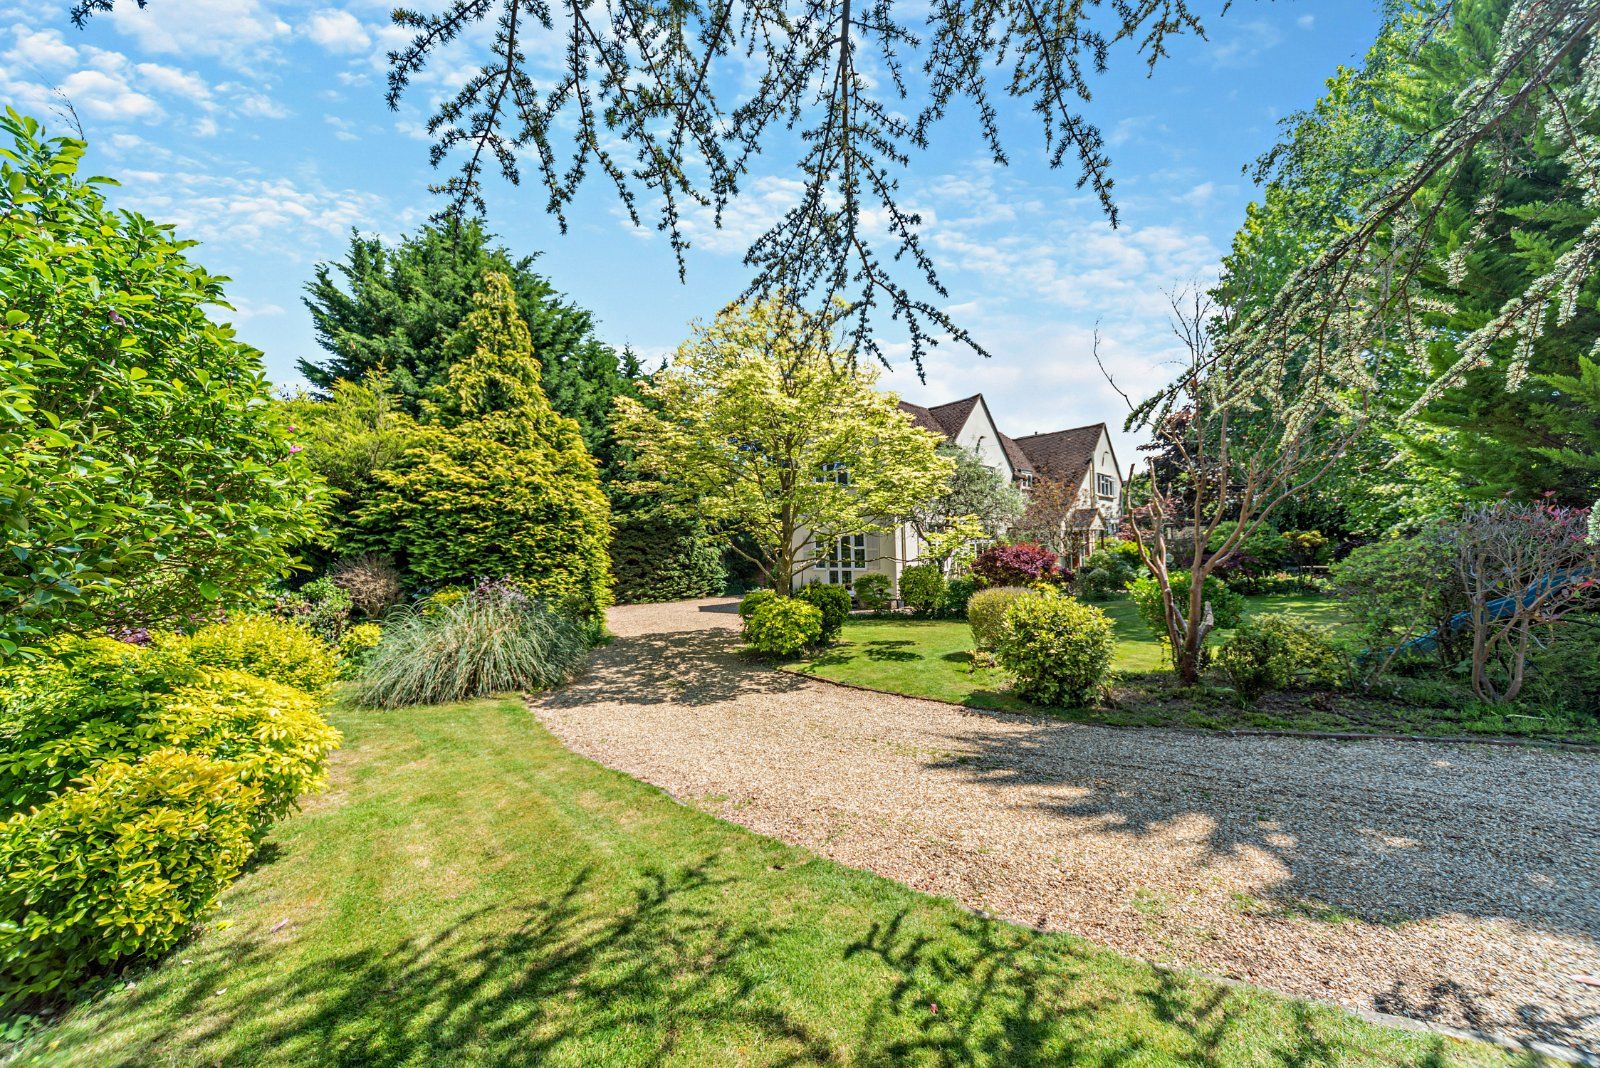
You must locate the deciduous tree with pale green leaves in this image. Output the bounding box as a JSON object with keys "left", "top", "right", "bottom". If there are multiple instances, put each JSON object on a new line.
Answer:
{"left": 613, "top": 299, "right": 953, "bottom": 592}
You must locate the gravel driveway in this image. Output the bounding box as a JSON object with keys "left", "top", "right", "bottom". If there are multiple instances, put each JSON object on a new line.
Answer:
{"left": 532, "top": 597, "right": 1600, "bottom": 1055}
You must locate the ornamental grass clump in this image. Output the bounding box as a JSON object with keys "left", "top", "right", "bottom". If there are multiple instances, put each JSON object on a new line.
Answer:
{"left": 354, "top": 583, "right": 589, "bottom": 709}
{"left": 994, "top": 592, "right": 1116, "bottom": 707}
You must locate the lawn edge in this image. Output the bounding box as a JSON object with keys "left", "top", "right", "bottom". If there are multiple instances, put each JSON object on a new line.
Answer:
{"left": 777, "top": 665, "right": 1600, "bottom": 754}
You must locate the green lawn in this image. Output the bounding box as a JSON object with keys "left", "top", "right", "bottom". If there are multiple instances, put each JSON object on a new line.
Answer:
{"left": 791, "top": 594, "right": 1339, "bottom": 713}
{"left": 7, "top": 697, "right": 1517, "bottom": 1066}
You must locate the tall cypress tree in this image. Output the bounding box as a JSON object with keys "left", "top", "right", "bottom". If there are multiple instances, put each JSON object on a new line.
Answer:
{"left": 299, "top": 222, "right": 639, "bottom": 469}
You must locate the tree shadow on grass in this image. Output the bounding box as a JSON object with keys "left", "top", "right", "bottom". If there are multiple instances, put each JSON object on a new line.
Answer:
{"left": 56, "top": 852, "right": 1530, "bottom": 1068}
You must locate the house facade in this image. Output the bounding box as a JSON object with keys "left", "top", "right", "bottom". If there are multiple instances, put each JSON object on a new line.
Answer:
{"left": 795, "top": 392, "right": 1124, "bottom": 590}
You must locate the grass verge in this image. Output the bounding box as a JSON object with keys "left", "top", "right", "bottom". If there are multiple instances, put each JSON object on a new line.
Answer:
{"left": 6, "top": 697, "right": 1521, "bottom": 1066}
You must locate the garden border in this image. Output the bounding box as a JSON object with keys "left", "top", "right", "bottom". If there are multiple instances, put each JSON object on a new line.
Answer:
{"left": 779, "top": 665, "right": 1600, "bottom": 754}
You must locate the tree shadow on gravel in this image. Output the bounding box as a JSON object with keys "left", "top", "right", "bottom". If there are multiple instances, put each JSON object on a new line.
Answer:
{"left": 548, "top": 626, "right": 808, "bottom": 708}
{"left": 923, "top": 714, "right": 1600, "bottom": 1051}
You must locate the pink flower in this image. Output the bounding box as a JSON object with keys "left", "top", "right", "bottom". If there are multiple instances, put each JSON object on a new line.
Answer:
{"left": 288, "top": 444, "right": 303, "bottom": 454}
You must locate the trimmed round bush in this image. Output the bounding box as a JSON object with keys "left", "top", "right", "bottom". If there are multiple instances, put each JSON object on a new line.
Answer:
{"left": 354, "top": 589, "right": 590, "bottom": 709}
{"left": 899, "top": 563, "right": 947, "bottom": 617}
{"left": 172, "top": 614, "right": 341, "bottom": 692}
{"left": 796, "top": 583, "right": 851, "bottom": 643}
{"left": 0, "top": 636, "right": 340, "bottom": 825}
{"left": 994, "top": 593, "right": 1116, "bottom": 707}
{"left": 852, "top": 573, "right": 893, "bottom": 612}
{"left": 739, "top": 588, "right": 779, "bottom": 627}
{"left": 1128, "top": 572, "right": 1244, "bottom": 641}
{"left": 745, "top": 598, "right": 823, "bottom": 656}
{"left": 1215, "top": 613, "right": 1345, "bottom": 705}
{"left": 967, "top": 586, "right": 1031, "bottom": 651}
{"left": 0, "top": 750, "right": 258, "bottom": 1005}
{"left": 1073, "top": 566, "right": 1123, "bottom": 602}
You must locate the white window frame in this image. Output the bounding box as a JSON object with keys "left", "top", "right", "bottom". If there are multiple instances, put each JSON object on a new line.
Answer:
{"left": 815, "top": 533, "right": 868, "bottom": 587}
{"left": 1097, "top": 472, "right": 1115, "bottom": 498}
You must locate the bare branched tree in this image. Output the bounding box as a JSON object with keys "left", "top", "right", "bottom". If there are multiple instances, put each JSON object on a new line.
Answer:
{"left": 1107, "top": 291, "right": 1370, "bottom": 685}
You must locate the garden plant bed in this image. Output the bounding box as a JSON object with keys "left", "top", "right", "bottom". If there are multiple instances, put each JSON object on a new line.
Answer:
{"left": 534, "top": 598, "right": 1600, "bottom": 1057}
{"left": 783, "top": 596, "right": 1600, "bottom": 746}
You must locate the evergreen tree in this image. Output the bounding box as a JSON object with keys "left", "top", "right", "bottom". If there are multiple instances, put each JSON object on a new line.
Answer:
{"left": 360, "top": 273, "right": 613, "bottom": 616}
{"left": 299, "top": 222, "right": 639, "bottom": 468}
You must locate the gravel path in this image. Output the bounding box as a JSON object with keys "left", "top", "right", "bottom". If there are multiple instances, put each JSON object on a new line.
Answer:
{"left": 533, "top": 597, "right": 1600, "bottom": 1054}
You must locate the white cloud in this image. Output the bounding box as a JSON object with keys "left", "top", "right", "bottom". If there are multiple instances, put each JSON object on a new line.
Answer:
{"left": 1210, "top": 20, "right": 1285, "bottom": 69}
{"left": 107, "top": 0, "right": 290, "bottom": 66}
{"left": 6, "top": 25, "right": 78, "bottom": 67}
{"left": 134, "top": 62, "right": 213, "bottom": 106}
{"left": 305, "top": 9, "right": 372, "bottom": 54}
{"left": 1297, "top": 14, "right": 1316, "bottom": 31}
{"left": 111, "top": 169, "right": 385, "bottom": 251}
{"left": 54, "top": 68, "right": 162, "bottom": 121}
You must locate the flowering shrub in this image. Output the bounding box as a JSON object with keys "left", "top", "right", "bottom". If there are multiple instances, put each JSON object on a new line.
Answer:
{"left": 852, "top": 572, "right": 893, "bottom": 612}
{"left": 796, "top": 583, "right": 851, "bottom": 643}
{"left": 899, "top": 564, "right": 946, "bottom": 616}
{"left": 172, "top": 614, "right": 342, "bottom": 693}
{"left": 972, "top": 543, "right": 1059, "bottom": 587}
{"left": 967, "top": 586, "right": 1031, "bottom": 651}
{"left": 745, "top": 598, "right": 823, "bottom": 656}
{"left": 994, "top": 593, "right": 1116, "bottom": 706}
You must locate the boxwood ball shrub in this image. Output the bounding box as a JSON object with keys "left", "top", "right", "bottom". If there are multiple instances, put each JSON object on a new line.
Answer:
{"left": 899, "top": 563, "right": 947, "bottom": 617}
{"left": 0, "top": 751, "right": 258, "bottom": 1005}
{"left": 1128, "top": 571, "right": 1245, "bottom": 641}
{"left": 852, "top": 573, "right": 892, "bottom": 612}
{"left": 169, "top": 614, "right": 342, "bottom": 693}
{"left": 739, "top": 588, "right": 779, "bottom": 629}
{"left": 994, "top": 593, "right": 1116, "bottom": 707}
{"left": 1215, "top": 613, "right": 1346, "bottom": 705}
{"left": 796, "top": 583, "right": 851, "bottom": 643}
{"left": 967, "top": 586, "right": 1031, "bottom": 651}
{"left": 0, "top": 636, "right": 341, "bottom": 827}
{"left": 745, "top": 598, "right": 823, "bottom": 657}
{"left": 354, "top": 586, "right": 590, "bottom": 709}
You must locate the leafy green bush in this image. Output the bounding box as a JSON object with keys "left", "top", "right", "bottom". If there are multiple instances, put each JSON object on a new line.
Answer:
{"left": 355, "top": 274, "right": 614, "bottom": 618}
{"left": 967, "top": 586, "right": 1031, "bottom": 651}
{"left": 610, "top": 506, "right": 727, "bottom": 604}
{"left": 355, "top": 587, "right": 590, "bottom": 709}
{"left": 994, "top": 593, "right": 1116, "bottom": 706}
{"left": 796, "top": 584, "right": 851, "bottom": 643}
{"left": 0, "top": 112, "right": 322, "bottom": 657}
{"left": 0, "top": 636, "right": 341, "bottom": 825}
{"left": 1332, "top": 530, "right": 1469, "bottom": 668}
{"left": 171, "top": 615, "right": 342, "bottom": 693}
{"left": 899, "top": 564, "right": 947, "bottom": 617}
{"left": 1128, "top": 572, "right": 1244, "bottom": 642}
{"left": 745, "top": 598, "right": 823, "bottom": 656}
{"left": 1521, "top": 619, "right": 1600, "bottom": 721}
{"left": 940, "top": 576, "right": 978, "bottom": 619}
{"left": 1073, "top": 567, "right": 1122, "bottom": 601}
{"left": 1215, "top": 613, "right": 1346, "bottom": 705}
{"left": 337, "top": 622, "right": 384, "bottom": 677}
{"left": 0, "top": 750, "right": 258, "bottom": 1005}
{"left": 852, "top": 573, "right": 893, "bottom": 612}
{"left": 270, "top": 579, "right": 352, "bottom": 644}
{"left": 739, "top": 589, "right": 779, "bottom": 628}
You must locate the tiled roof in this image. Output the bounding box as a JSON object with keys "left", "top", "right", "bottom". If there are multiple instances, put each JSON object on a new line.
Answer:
{"left": 925, "top": 395, "right": 982, "bottom": 438}
{"left": 897, "top": 400, "right": 945, "bottom": 435}
{"left": 997, "top": 433, "right": 1033, "bottom": 475}
{"left": 1011, "top": 424, "right": 1106, "bottom": 485}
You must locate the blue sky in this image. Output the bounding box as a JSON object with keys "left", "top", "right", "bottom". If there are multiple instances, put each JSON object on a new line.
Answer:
{"left": 1, "top": 0, "right": 1382, "bottom": 460}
